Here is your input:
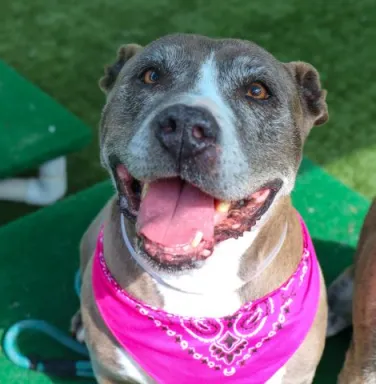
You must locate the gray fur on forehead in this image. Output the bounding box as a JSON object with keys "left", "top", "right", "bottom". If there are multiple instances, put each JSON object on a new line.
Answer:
{"left": 140, "top": 33, "right": 279, "bottom": 64}
{"left": 99, "top": 33, "right": 327, "bottom": 203}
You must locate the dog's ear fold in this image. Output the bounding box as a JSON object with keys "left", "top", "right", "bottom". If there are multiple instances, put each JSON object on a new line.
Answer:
{"left": 285, "top": 61, "right": 328, "bottom": 128}
{"left": 99, "top": 44, "right": 143, "bottom": 93}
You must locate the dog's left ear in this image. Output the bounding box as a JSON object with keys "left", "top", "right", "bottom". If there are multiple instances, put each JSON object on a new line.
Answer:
{"left": 285, "top": 61, "right": 328, "bottom": 128}
{"left": 99, "top": 44, "right": 143, "bottom": 93}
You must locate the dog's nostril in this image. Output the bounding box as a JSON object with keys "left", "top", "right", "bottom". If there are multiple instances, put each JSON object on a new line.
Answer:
{"left": 192, "top": 125, "right": 205, "bottom": 140}
{"left": 155, "top": 105, "right": 219, "bottom": 160}
{"left": 161, "top": 118, "right": 177, "bottom": 134}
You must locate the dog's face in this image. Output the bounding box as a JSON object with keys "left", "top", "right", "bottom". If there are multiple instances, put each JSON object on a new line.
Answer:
{"left": 100, "top": 34, "right": 328, "bottom": 269}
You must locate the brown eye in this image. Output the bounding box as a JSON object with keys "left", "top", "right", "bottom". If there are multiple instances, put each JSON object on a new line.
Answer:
{"left": 246, "top": 82, "right": 269, "bottom": 100}
{"left": 142, "top": 69, "right": 160, "bottom": 84}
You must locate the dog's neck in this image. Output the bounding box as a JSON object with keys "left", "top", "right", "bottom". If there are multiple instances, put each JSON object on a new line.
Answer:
{"left": 120, "top": 208, "right": 288, "bottom": 297}
{"left": 104, "top": 196, "right": 302, "bottom": 318}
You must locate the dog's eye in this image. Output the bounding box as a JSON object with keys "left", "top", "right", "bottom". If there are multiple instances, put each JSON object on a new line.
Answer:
{"left": 246, "top": 82, "right": 270, "bottom": 100}
{"left": 142, "top": 69, "right": 160, "bottom": 84}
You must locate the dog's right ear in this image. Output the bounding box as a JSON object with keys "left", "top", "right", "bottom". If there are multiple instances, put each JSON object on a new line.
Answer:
{"left": 99, "top": 44, "right": 143, "bottom": 93}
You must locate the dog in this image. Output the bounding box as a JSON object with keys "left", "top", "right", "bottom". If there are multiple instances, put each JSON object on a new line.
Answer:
{"left": 71, "top": 34, "right": 329, "bottom": 384}
{"left": 327, "top": 199, "right": 376, "bottom": 383}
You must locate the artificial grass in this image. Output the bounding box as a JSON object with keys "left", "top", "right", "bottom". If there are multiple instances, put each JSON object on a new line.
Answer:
{"left": 0, "top": 158, "right": 369, "bottom": 383}
{"left": 0, "top": 60, "right": 91, "bottom": 178}
{"left": 1, "top": 0, "right": 376, "bottom": 223}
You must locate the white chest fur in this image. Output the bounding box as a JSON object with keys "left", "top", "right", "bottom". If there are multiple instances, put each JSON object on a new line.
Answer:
{"left": 157, "top": 229, "right": 259, "bottom": 318}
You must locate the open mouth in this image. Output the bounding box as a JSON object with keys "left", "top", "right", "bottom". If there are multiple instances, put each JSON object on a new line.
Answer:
{"left": 115, "top": 164, "right": 282, "bottom": 267}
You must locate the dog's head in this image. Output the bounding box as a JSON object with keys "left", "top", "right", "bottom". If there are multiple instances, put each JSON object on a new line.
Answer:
{"left": 99, "top": 34, "right": 328, "bottom": 270}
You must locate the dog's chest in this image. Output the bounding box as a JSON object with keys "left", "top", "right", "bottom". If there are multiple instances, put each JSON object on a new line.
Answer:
{"left": 156, "top": 230, "right": 258, "bottom": 318}
{"left": 159, "top": 286, "right": 242, "bottom": 318}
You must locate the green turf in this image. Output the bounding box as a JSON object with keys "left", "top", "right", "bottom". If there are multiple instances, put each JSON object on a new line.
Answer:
{"left": 0, "top": 158, "right": 370, "bottom": 383}
{"left": 0, "top": 181, "right": 113, "bottom": 384}
{"left": 0, "top": 60, "right": 91, "bottom": 179}
{"left": 0, "top": 1, "right": 374, "bottom": 380}
{"left": 0, "top": 0, "right": 376, "bottom": 224}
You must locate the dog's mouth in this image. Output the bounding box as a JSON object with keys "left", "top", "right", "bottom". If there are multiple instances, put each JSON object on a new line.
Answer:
{"left": 115, "top": 164, "right": 282, "bottom": 267}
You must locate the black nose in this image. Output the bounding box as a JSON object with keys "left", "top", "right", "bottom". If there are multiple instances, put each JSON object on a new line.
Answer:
{"left": 155, "top": 104, "right": 219, "bottom": 160}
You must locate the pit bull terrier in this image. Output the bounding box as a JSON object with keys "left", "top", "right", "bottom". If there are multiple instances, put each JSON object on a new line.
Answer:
{"left": 72, "top": 34, "right": 329, "bottom": 384}
{"left": 327, "top": 199, "right": 376, "bottom": 383}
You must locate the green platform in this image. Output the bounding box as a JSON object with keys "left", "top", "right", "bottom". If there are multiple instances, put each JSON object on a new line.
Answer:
{"left": 0, "top": 60, "right": 91, "bottom": 179}
{"left": 0, "top": 158, "right": 369, "bottom": 383}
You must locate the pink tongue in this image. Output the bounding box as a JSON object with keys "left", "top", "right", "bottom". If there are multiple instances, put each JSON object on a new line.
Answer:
{"left": 137, "top": 179, "right": 215, "bottom": 247}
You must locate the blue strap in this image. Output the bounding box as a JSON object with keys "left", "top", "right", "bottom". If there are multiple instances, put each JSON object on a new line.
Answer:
{"left": 2, "top": 271, "right": 94, "bottom": 379}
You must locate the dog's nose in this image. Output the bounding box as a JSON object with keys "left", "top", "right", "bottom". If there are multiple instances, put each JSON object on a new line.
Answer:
{"left": 155, "top": 104, "right": 219, "bottom": 160}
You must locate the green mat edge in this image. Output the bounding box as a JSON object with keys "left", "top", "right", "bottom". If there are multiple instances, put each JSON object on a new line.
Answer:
{"left": 0, "top": 60, "right": 93, "bottom": 178}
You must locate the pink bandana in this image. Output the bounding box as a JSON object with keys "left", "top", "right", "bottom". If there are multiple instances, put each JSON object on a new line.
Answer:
{"left": 93, "top": 217, "right": 320, "bottom": 384}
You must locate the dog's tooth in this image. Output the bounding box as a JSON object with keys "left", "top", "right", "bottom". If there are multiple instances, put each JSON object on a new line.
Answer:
{"left": 201, "top": 249, "right": 211, "bottom": 257}
{"left": 191, "top": 231, "right": 203, "bottom": 248}
{"left": 141, "top": 183, "right": 149, "bottom": 199}
{"left": 252, "top": 189, "right": 270, "bottom": 204}
{"left": 215, "top": 201, "right": 231, "bottom": 213}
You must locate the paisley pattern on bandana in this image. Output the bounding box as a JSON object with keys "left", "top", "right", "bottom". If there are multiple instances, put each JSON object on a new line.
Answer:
{"left": 93, "top": 216, "right": 320, "bottom": 384}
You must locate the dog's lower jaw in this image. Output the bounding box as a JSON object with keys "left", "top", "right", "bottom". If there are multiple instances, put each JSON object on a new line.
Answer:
{"left": 121, "top": 211, "right": 252, "bottom": 298}
{"left": 120, "top": 209, "right": 258, "bottom": 316}
{"left": 113, "top": 161, "right": 285, "bottom": 264}
{"left": 153, "top": 221, "right": 289, "bottom": 318}
{"left": 120, "top": 201, "right": 288, "bottom": 318}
